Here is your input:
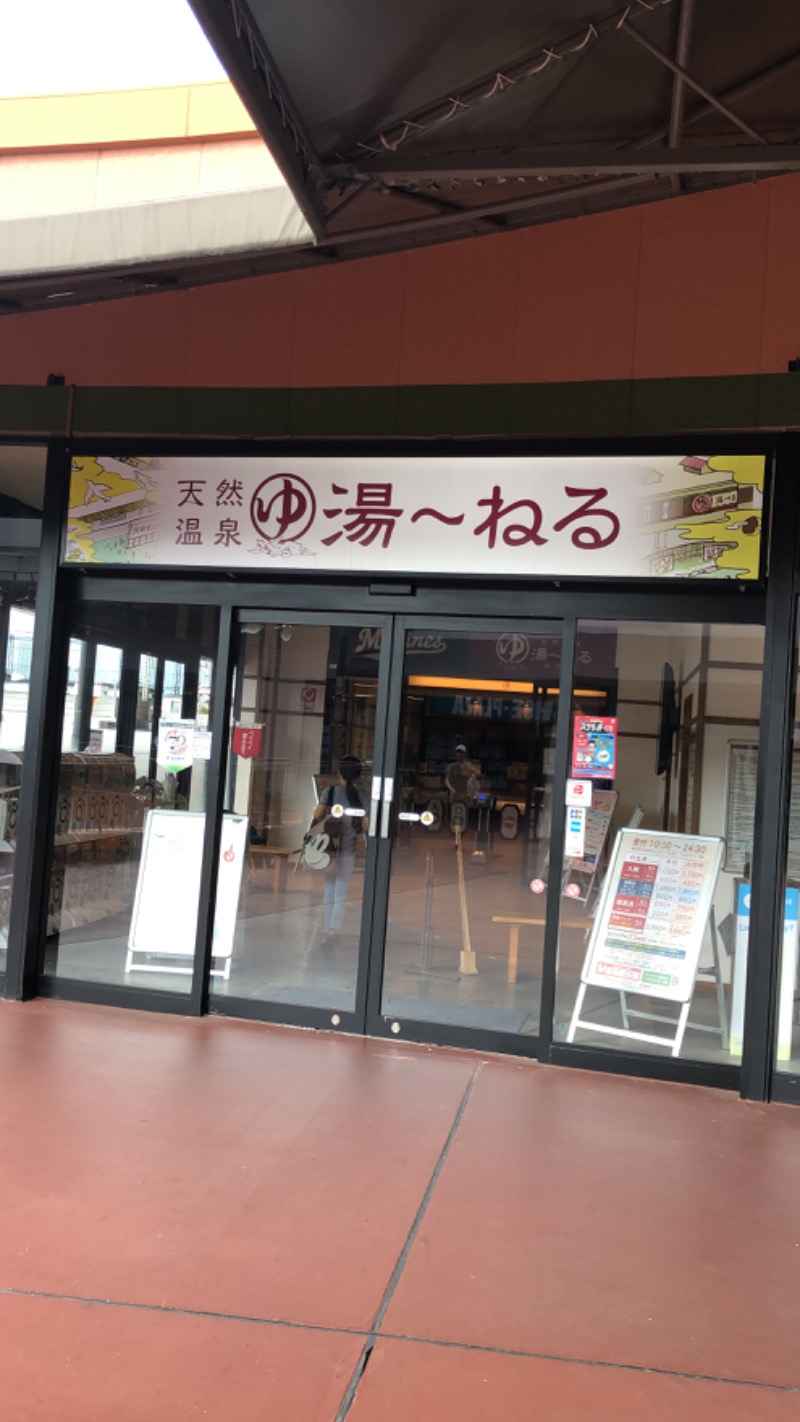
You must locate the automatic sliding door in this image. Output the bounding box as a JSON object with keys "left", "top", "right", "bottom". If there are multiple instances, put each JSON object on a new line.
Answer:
{"left": 377, "top": 623, "right": 562, "bottom": 1041}
{"left": 210, "top": 616, "right": 390, "bottom": 1016}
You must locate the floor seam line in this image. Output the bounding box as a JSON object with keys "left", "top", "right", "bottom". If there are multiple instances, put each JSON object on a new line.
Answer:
{"left": 3, "top": 1283, "right": 798, "bottom": 1397}
{"left": 375, "top": 1329, "right": 800, "bottom": 1395}
{"left": 333, "top": 1062, "right": 482, "bottom": 1422}
{"left": 0, "top": 1286, "right": 368, "bottom": 1339}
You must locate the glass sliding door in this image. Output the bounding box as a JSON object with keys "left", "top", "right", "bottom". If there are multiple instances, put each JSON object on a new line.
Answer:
{"left": 378, "top": 622, "right": 563, "bottom": 1042}
{"left": 44, "top": 601, "right": 219, "bottom": 993}
{"left": 210, "top": 616, "right": 389, "bottom": 1016}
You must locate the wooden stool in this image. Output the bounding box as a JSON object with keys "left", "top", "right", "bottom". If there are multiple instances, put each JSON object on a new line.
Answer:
{"left": 248, "top": 845, "right": 295, "bottom": 894}
{"left": 491, "top": 914, "right": 587, "bottom": 983}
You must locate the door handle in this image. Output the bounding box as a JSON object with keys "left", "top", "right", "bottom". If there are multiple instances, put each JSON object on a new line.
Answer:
{"left": 369, "top": 776, "right": 381, "bottom": 839}
{"left": 380, "top": 777, "right": 394, "bottom": 839}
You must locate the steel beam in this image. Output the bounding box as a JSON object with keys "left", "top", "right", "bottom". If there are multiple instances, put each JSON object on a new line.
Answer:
{"left": 188, "top": 0, "right": 328, "bottom": 240}
{"left": 667, "top": 0, "right": 696, "bottom": 191}
{"left": 633, "top": 48, "right": 800, "bottom": 150}
{"left": 325, "top": 146, "right": 800, "bottom": 184}
{"left": 622, "top": 16, "right": 767, "bottom": 145}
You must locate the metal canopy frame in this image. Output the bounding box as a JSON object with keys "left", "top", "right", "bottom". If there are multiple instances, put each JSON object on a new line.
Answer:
{"left": 3, "top": 1, "right": 799, "bottom": 313}
{"left": 184, "top": 1, "right": 800, "bottom": 238}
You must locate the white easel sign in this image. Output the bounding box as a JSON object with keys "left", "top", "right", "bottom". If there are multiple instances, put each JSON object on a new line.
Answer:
{"left": 568, "top": 829, "right": 723, "bottom": 1056}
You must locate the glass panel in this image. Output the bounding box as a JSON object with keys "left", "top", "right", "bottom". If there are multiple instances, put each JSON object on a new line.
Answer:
{"left": 776, "top": 620, "right": 800, "bottom": 1076}
{"left": 211, "top": 620, "right": 379, "bottom": 1012}
{"left": 0, "top": 443, "right": 44, "bottom": 973}
{"left": 556, "top": 621, "right": 764, "bottom": 1064}
{"left": 380, "top": 626, "right": 561, "bottom": 1038}
{"left": 44, "top": 603, "right": 219, "bottom": 992}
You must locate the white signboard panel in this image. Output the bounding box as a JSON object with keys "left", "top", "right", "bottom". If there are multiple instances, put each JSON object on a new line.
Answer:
{"left": 127, "top": 809, "right": 248, "bottom": 975}
{"left": 65, "top": 454, "right": 765, "bottom": 581}
{"left": 579, "top": 829, "right": 723, "bottom": 1005}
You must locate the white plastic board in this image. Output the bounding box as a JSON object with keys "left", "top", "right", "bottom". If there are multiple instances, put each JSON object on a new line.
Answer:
{"left": 127, "top": 809, "right": 248, "bottom": 972}
{"left": 579, "top": 829, "right": 724, "bottom": 1005}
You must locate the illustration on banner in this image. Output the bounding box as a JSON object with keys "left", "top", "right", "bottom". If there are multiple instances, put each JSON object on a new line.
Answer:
{"left": 64, "top": 453, "right": 765, "bottom": 580}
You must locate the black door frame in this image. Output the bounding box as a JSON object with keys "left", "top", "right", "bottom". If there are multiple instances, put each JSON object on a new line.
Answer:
{"left": 7, "top": 431, "right": 799, "bottom": 1101}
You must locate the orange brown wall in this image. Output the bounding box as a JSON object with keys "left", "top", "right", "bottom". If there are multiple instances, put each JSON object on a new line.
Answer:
{"left": 2, "top": 175, "right": 800, "bottom": 391}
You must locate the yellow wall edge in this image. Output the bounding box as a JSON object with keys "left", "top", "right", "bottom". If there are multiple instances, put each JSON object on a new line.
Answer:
{"left": 0, "top": 82, "right": 256, "bottom": 151}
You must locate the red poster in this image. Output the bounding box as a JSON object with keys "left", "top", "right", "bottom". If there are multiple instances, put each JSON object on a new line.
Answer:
{"left": 232, "top": 723, "right": 263, "bottom": 759}
{"left": 571, "top": 715, "right": 618, "bottom": 779}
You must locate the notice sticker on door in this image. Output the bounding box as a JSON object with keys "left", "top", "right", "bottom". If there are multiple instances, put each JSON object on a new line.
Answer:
{"left": 566, "top": 778, "right": 593, "bottom": 807}
{"left": 565, "top": 806, "right": 586, "bottom": 859}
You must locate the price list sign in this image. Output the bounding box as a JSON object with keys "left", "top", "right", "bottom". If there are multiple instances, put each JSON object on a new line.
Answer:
{"left": 581, "top": 830, "right": 723, "bottom": 1004}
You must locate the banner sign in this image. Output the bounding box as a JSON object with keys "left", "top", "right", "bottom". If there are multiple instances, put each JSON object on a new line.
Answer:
{"left": 64, "top": 453, "right": 766, "bottom": 580}
{"left": 580, "top": 829, "right": 723, "bottom": 1003}
{"left": 232, "top": 724, "right": 263, "bottom": 759}
{"left": 572, "top": 715, "right": 618, "bottom": 779}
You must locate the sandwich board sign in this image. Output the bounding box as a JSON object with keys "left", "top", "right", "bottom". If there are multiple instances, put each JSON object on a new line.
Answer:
{"left": 126, "top": 809, "right": 248, "bottom": 980}
{"left": 568, "top": 829, "right": 723, "bottom": 1057}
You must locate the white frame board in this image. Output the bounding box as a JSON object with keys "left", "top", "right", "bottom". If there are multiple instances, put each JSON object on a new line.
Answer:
{"left": 126, "top": 809, "right": 248, "bottom": 979}
{"left": 568, "top": 828, "right": 724, "bottom": 1057}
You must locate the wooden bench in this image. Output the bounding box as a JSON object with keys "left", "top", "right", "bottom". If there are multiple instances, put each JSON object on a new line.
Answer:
{"left": 248, "top": 844, "right": 296, "bottom": 894}
{"left": 492, "top": 914, "right": 587, "bottom": 983}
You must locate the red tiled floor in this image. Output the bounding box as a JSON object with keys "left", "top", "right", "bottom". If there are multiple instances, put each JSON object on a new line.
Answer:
{"left": 0, "top": 1000, "right": 476, "bottom": 1330}
{"left": 2, "top": 998, "right": 800, "bottom": 1419}
{"left": 348, "top": 1338, "right": 800, "bottom": 1422}
{"left": 383, "top": 1061, "right": 800, "bottom": 1388}
{"left": 0, "top": 1292, "right": 362, "bottom": 1422}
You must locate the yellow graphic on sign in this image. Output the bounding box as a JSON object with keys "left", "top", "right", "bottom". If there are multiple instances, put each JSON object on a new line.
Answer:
{"left": 638, "top": 453, "right": 765, "bottom": 579}
{"left": 65, "top": 456, "right": 160, "bottom": 564}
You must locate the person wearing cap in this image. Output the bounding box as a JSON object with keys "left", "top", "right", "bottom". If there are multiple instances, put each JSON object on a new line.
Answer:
{"left": 445, "top": 743, "right": 481, "bottom": 802}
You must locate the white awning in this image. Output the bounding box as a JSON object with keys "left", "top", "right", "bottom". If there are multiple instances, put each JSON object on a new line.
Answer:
{"left": 0, "top": 185, "right": 313, "bottom": 277}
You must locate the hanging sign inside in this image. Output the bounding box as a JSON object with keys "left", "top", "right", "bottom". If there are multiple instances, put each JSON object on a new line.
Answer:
{"left": 232, "top": 723, "right": 263, "bottom": 759}
{"left": 572, "top": 716, "right": 618, "bottom": 779}
{"left": 157, "top": 718, "right": 195, "bottom": 772}
{"left": 64, "top": 454, "right": 766, "bottom": 581}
